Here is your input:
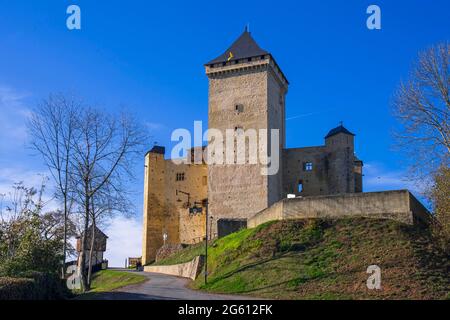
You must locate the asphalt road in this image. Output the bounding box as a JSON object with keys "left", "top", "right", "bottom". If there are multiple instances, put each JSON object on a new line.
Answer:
{"left": 90, "top": 270, "right": 259, "bottom": 300}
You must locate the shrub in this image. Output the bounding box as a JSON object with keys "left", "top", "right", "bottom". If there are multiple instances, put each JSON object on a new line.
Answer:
{"left": 0, "top": 272, "right": 71, "bottom": 300}
{"left": 0, "top": 277, "right": 35, "bottom": 300}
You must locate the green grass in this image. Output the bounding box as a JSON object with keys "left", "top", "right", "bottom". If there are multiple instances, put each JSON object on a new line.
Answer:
{"left": 157, "top": 218, "right": 450, "bottom": 300}
{"left": 87, "top": 270, "right": 147, "bottom": 293}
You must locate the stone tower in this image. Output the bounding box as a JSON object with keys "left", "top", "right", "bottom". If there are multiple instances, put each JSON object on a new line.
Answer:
{"left": 142, "top": 146, "right": 207, "bottom": 264}
{"left": 204, "top": 29, "right": 289, "bottom": 233}
{"left": 324, "top": 125, "right": 358, "bottom": 194}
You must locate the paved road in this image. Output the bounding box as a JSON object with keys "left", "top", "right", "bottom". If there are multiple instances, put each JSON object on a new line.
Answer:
{"left": 90, "top": 270, "right": 259, "bottom": 300}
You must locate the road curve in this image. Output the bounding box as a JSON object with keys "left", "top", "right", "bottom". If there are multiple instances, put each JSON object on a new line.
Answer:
{"left": 89, "top": 269, "right": 259, "bottom": 300}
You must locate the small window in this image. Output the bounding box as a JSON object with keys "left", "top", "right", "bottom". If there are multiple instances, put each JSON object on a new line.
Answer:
{"left": 235, "top": 104, "right": 244, "bottom": 113}
{"left": 176, "top": 173, "right": 185, "bottom": 181}
{"left": 234, "top": 126, "right": 243, "bottom": 132}
{"left": 298, "top": 180, "right": 303, "bottom": 193}
{"left": 303, "top": 162, "right": 313, "bottom": 171}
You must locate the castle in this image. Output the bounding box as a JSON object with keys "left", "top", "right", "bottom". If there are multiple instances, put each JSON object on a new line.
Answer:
{"left": 141, "top": 29, "right": 366, "bottom": 264}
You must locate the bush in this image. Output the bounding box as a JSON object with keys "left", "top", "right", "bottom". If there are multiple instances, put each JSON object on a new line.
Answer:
{"left": 0, "top": 277, "right": 35, "bottom": 300}
{"left": 0, "top": 272, "right": 71, "bottom": 300}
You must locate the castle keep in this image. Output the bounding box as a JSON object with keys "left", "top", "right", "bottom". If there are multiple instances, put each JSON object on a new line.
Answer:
{"left": 142, "top": 30, "right": 365, "bottom": 264}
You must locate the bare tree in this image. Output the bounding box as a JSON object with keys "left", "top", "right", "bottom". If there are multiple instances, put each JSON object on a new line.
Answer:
{"left": 393, "top": 42, "right": 449, "bottom": 179}
{"left": 393, "top": 43, "right": 449, "bottom": 243}
{"left": 70, "top": 107, "right": 146, "bottom": 291}
{"left": 28, "top": 94, "right": 78, "bottom": 277}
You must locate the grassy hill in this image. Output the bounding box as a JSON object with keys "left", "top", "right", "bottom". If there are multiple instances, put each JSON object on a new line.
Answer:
{"left": 155, "top": 218, "right": 449, "bottom": 299}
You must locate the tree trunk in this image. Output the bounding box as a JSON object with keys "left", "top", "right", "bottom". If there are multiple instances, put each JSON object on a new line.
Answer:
{"left": 61, "top": 198, "right": 67, "bottom": 279}
{"left": 87, "top": 218, "right": 96, "bottom": 286}
{"left": 79, "top": 190, "right": 90, "bottom": 292}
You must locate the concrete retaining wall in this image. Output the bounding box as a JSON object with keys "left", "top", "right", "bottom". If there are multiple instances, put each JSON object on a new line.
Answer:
{"left": 143, "top": 255, "right": 204, "bottom": 280}
{"left": 248, "top": 190, "right": 430, "bottom": 228}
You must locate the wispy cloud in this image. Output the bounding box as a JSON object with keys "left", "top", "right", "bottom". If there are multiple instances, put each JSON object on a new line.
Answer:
{"left": 363, "top": 162, "right": 429, "bottom": 195}
{"left": 286, "top": 108, "right": 338, "bottom": 121}
{"left": 0, "top": 86, "right": 59, "bottom": 214}
{"left": 145, "top": 121, "right": 166, "bottom": 131}
{"left": 0, "top": 86, "right": 32, "bottom": 147}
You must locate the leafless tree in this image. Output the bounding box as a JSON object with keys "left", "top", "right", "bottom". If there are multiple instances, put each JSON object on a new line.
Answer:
{"left": 28, "top": 94, "right": 78, "bottom": 277}
{"left": 70, "top": 107, "right": 146, "bottom": 291}
{"left": 393, "top": 43, "right": 449, "bottom": 243}
{"left": 393, "top": 42, "right": 449, "bottom": 180}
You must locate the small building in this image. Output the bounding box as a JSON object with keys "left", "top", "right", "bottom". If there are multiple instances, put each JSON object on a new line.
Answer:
{"left": 128, "top": 257, "right": 142, "bottom": 268}
{"left": 76, "top": 225, "right": 108, "bottom": 270}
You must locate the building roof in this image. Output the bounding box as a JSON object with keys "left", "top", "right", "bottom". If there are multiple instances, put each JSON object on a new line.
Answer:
{"left": 149, "top": 145, "right": 165, "bottom": 155}
{"left": 77, "top": 225, "right": 108, "bottom": 239}
{"left": 206, "top": 28, "right": 269, "bottom": 65}
{"left": 325, "top": 125, "right": 355, "bottom": 139}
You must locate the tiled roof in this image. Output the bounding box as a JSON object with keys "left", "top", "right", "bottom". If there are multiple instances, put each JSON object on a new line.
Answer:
{"left": 206, "top": 29, "right": 269, "bottom": 65}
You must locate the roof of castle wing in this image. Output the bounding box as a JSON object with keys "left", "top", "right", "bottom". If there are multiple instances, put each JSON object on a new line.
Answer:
{"left": 325, "top": 125, "right": 355, "bottom": 139}
{"left": 205, "top": 30, "right": 270, "bottom": 65}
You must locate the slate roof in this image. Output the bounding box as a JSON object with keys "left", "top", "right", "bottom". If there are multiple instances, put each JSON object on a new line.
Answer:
{"left": 149, "top": 145, "right": 165, "bottom": 155}
{"left": 325, "top": 125, "right": 355, "bottom": 139}
{"left": 206, "top": 29, "right": 269, "bottom": 65}
{"left": 77, "top": 225, "right": 108, "bottom": 239}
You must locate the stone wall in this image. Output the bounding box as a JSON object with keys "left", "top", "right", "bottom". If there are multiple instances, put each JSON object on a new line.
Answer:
{"left": 248, "top": 190, "right": 430, "bottom": 228}
{"left": 142, "top": 150, "right": 207, "bottom": 265}
{"left": 282, "top": 133, "right": 362, "bottom": 198}
{"left": 144, "top": 255, "right": 205, "bottom": 280}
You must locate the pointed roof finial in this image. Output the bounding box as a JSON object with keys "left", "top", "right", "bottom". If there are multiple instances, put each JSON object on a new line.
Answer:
{"left": 339, "top": 121, "right": 343, "bottom": 127}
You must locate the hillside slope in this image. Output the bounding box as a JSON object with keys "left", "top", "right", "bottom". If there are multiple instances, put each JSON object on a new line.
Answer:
{"left": 156, "top": 218, "right": 449, "bottom": 299}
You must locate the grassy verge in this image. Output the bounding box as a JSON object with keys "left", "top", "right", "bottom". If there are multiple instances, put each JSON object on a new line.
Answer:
{"left": 89, "top": 270, "right": 147, "bottom": 293}
{"left": 75, "top": 270, "right": 147, "bottom": 299}
{"left": 153, "top": 242, "right": 206, "bottom": 266}
{"left": 157, "top": 218, "right": 449, "bottom": 300}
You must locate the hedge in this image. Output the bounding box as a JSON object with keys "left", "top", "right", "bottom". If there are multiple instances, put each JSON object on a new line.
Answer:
{"left": 0, "top": 272, "right": 71, "bottom": 300}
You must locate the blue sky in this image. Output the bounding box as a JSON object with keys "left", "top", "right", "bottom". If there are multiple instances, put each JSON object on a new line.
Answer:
{"left": 0, "top": 1, "right": 448, "bottom": 265}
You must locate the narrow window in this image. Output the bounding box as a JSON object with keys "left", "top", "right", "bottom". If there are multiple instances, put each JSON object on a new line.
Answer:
{"left": 298, "top": 180, "right": 303, "bottom": 193}
{"left": 202, "top": 176, "right": 207, "bottom": 186}
{"left": 176, "top": 173, "right": 185, "bottom": 181}
{"left": 303, "top": 162, "right": 313, "bottom": 171}
{"left": 235, "top": 104, "right": 244, "bottom": 113}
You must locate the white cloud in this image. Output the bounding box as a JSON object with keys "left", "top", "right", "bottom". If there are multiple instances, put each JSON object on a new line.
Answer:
{"left": 363, "top": 162, "right": 428, "bottom": 195}
{"left": 102, "top": 215, "right": 143, "bottom": 267}
{"left": 145, "top": 121, "right": 166, "bottom": 131}
{"left": 0, "top": 166, "right": 60, "bottom": 214}
{"left": 0, "top": 86, "right": 31, "bottom": 147}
